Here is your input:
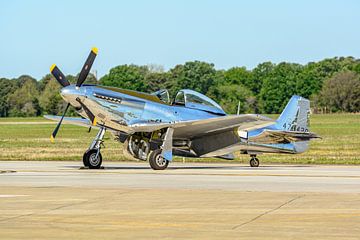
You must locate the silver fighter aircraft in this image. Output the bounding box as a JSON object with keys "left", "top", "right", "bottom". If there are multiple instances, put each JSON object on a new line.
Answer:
{"left": 45, "top": 48, "right": 319, "bottom": 170}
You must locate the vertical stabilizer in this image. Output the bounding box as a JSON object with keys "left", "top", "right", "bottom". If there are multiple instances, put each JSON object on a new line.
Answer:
{"left": 276, "top": 95, "right": 310, "bottom": 132}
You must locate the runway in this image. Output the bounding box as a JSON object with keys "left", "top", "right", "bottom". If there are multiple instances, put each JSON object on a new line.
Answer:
{"left": 1, "top": 161, "right": 360, "bottom": 239}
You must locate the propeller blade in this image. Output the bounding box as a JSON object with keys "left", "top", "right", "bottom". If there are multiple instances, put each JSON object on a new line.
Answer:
{"left": 76, "top": 98, "right": 97, "bottom": 126}
{"left": 76, "top": 47, "right": 98, "bottom": 87}
{"left": 50, "top": 64, "right": 70, "bottom": 87}
{"left": 50, "top": 103, "right": 70, "bottom": 143}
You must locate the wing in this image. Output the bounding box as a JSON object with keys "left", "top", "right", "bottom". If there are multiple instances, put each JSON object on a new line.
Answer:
{"left": 44, "top": 115, "right": 93, "bottom": 128}
{"left": 129, "top": 114, "right": 275, "bottom": 139}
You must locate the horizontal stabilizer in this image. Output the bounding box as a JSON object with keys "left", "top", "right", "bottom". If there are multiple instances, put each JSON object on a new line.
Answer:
{"left": 249, "top": 129, "right": 320, "bottom": 144}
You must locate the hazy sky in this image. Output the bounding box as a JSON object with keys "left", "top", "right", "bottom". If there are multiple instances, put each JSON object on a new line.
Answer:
{"left": 0, "top": 0, "right": 359, "bottom": 79}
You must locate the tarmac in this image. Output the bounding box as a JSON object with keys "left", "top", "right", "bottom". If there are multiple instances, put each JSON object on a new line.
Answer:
{"left": 0, "top": 161, "right": 360, "bottom": 239}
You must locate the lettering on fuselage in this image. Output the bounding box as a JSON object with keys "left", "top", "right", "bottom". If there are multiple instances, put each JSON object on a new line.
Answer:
{"left": 282, "top": 106, "right": 309, "bottom": 132}
{"left": 282, "top": 123, "right": 309, "bottom": 132}
{"left": 148, "top": 119, "right": 162, "bottom": 123}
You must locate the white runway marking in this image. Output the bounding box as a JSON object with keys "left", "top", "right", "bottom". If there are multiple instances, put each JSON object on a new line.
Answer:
{"left": 0, "top": 194, "right": 29, "bottom": 198}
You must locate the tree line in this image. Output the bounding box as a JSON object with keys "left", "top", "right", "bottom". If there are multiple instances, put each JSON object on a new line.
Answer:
{"left": 0, "top": 56, "right": 359, "bottom": 117}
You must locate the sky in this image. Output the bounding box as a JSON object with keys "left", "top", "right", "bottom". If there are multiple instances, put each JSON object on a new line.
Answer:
{"left": 0, "top": 0, "right": 359, "bottom": 79}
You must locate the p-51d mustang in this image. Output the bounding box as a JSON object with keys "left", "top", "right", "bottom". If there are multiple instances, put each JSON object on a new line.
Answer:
{"left": 45, "top": 48, "right": 319, "bottom": 170}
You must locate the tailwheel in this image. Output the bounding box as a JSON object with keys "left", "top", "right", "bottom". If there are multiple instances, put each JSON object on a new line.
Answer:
{"left": 249, "top": 156, "right": 259, "bottom": 167}
{"left": 83, "top": 149, "right": 102, "bottom": 169}
{"left": 149, "top": 149, "right": 169, "bottom": 170}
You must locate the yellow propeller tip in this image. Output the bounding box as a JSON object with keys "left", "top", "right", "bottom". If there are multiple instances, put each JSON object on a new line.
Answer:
{"left": 50, "top": 64, "right": 56, "bottom": 72}
{"left": 50, "top": 135, "right": 55, "bottom": 143}
{"left": 91, "top": 47, "right": 98, "bottom": 54}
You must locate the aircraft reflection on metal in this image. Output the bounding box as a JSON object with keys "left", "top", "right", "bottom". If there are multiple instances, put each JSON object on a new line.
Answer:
{"left": 45, "top": 48, "right": 320, "bottom": 170}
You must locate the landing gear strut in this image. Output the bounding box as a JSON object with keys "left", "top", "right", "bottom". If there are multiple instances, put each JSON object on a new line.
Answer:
{"left": 249, "top": 155, "right": 259, "bottom": 167}
{"left": 83, "top": 126, "right": 106, "bottom": 169}
{"left": 148, "top": 127, "right": 173, "bottom": 170}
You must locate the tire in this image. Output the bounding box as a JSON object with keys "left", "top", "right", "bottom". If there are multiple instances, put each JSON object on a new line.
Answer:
{"left": 83, "top": 149, "right": 102, "bottom": 169}
{"left": 250, "top": 158, "right": 259, "bottom": 167}
{"left": 83, "top": 150, "right": 90, "bottom": 167}
{"left": 149, "top": 149, "right": 169, "bottom": 170}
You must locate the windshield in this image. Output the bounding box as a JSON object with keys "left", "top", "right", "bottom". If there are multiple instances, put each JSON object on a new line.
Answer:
{"left": 174, "top": 91, "right": 185, "bottom": 105}
{"left": 151, "top": 89, "right": 170, "bottom": 104}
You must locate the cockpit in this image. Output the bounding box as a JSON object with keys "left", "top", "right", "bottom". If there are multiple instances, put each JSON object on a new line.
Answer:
{"left": 152, "top": 89, "right": 225, "bottom": 115}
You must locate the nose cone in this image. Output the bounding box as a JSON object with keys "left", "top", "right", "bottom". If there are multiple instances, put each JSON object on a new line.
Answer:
{"left": 60, "top": 85, "right": 74, "bottom": 102}
{"left": 60, "top": 85, "right": 85, "bottom": 107}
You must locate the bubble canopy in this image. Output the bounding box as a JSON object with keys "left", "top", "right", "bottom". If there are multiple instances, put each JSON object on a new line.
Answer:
{"left": 174, "top": 89, "right": 225, "bottom": 115}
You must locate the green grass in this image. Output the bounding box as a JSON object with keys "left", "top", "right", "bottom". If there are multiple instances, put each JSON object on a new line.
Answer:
{"left": 0, "top": 114, "right": 360, "bottom": 164}
{"left": 0, "top": 117, "right": 50, "bottom": 122}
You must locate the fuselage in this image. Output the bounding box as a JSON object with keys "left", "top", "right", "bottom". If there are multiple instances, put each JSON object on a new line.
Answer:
{"left": 60, "top": 84, "right": 308, "bottom": 156}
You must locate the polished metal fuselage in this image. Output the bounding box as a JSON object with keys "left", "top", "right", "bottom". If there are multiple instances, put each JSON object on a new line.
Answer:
{"left": 60, "top": 84, "right": 306, "bottom": 157}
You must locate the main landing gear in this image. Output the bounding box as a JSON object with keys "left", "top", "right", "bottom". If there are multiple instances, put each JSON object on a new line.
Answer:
{"left": 249, "top": 154, "right": 260, "bottom": 167}
{"left": 83, "top": 126, "right": 106, "bottom": 169}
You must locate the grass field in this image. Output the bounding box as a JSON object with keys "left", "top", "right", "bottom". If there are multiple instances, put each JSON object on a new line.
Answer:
{"left": 0, "top": 114, "right": 359, "bottom": 164}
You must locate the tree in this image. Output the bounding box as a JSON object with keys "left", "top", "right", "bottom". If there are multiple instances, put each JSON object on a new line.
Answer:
{"left": 38, "top": 75, "right": 63, "bottom": 115}
{"left": 7, "top": 77, "right": 41, "bottom": 117}
{"left": 145, "top": 72, "right": 169, "bottom": 92}
{"left": 212, "top": 84, "right": 255, "bottom": 114}
{"left": 100, "top": 65, "right": 149, "bottom": 92}
{"left": 352, "top": 62, "right": 360, "bottom": 74}
{"left": 67, "top": 73, "right": 98, "bottom": 85}
{"left": 1, "top": 56, "right": 360, "bottom": 117}
{"left": 224, "top": 67, "right": 256, "bottom": 93}
{"left": 168, "top": 61, "right": 217, "bottom": 97}
{"left": 251, "top": 62, "right": 275, "bottom": 95}
{"left": 259, "top": 63, "right": 302, "bottom": 113}
{"left": 318, "top": 71, "right": 360, "bottom": 112}
{"left": 0, "top": 78, "right": 17, "bottom": 117}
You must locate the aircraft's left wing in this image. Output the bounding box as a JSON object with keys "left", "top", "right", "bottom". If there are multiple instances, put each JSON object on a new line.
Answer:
{"left": 44, "top": 115, "right": 93, "bottom": 128}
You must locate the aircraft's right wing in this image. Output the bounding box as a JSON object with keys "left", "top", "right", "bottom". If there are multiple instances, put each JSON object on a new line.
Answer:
{"left": 129, "top": 114, "right": 275, "bottom": 139}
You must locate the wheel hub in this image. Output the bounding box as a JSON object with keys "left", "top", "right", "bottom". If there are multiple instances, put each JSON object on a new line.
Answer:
{"left": 89, "top": 152, "right": 100, "bottom": 166}
{"left": 155, "top": 154, "right": 167, "bottom": 167}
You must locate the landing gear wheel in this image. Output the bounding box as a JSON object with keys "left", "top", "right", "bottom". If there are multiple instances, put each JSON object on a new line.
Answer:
{"left": 250, "top": 158, "right": 259, "bottom": 167}
{"left": 83, "top": 149, "right": 102, "bottom": 169}
{"left": 149, "top": 149, "right": 169, "bottom": 170}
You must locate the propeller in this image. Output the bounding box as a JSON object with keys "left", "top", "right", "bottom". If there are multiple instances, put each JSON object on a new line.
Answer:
{"left": 50, "top": 64, "right": 70, "bottom": 87}
{"left": 50, "top": 103, "right": 70, "bottom": 143}
{"left": 77, "top": 47, "right": 98, "bottom": 87}
{"left": 49, "top": 47, "right": 98, "bottom": 143}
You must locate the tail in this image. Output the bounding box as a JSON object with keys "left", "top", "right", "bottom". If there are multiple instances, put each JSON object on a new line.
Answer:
{"left": 249, "top": 96, "right": 318, "bottom": 153}
{"left": 276, "top": 95, "right": 310, "bottom": 132}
